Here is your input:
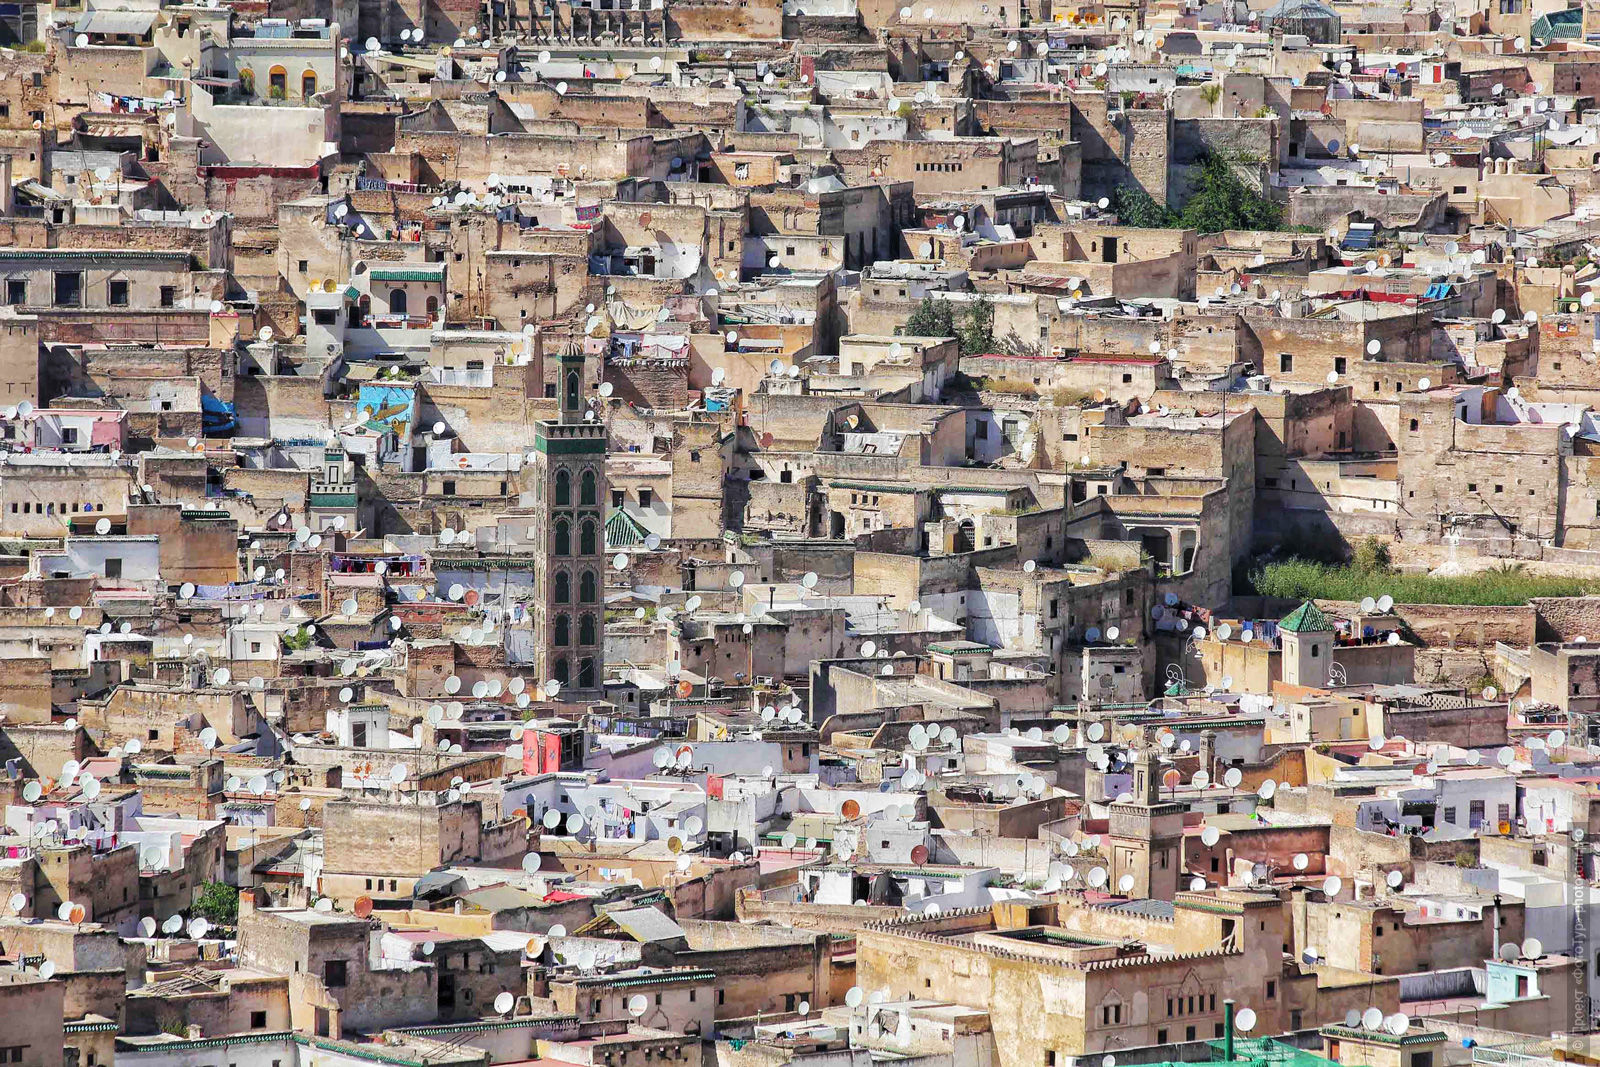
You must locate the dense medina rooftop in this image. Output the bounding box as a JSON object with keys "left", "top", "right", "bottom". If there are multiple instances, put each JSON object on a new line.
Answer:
{"left": 6, "top": 0, "right": 1600, "bottom": 1064}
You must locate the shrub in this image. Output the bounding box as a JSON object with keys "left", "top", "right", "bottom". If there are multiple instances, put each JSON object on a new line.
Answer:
{"left": 1351, "top": 536, "right": 1392, "bottom": 574}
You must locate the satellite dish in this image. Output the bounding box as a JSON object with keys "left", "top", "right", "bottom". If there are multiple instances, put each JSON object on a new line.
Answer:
{"left": 1236, "top": 1008, "right": 1257, "bottom": 1032}
{"left": 1323, "top": 875, "right": 1344, "bottom": 896}
{"left": 495, "top": 992, "right": 515, "bottom": 1015}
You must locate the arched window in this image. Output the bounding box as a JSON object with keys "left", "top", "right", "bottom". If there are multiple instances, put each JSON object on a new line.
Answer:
{"left": 554, "top": 469, "right": 571, "bottom": 506}
{"left": 554, "top": 518, "right": 570, "bottom": 555}
{"left": 554, "top": 614, "right": 570, "bottom": 646}
{"left": 554, "top": 571, "right": 571, "bottom": 603}
{"left": 301, "top": 70, "right": 317, "bottom": 98}
{"left": 390, "top": 289, "right": 408, "bottom": 315}
{"left": 268, "top": 65, "right": 287, "bottom": 95}
{"left": 578, "top": 656, "right": 595, "bottom": 689}
{"left": 580, "top": 469, "right": 597, "bottom": 505}
{"left": 426, "top": 295, "right": 439, "bottom": 319}
{"left": 580, "top": 519, "right": 597, "bottom": 555}
{"left": 579, "top": 569, "right": 597, "bottom": 603}
{"left": 553, "top": 657, "right": 570, "bottom": 684}
{"left": 566, "top": 370, "right": 580, "bottom": 410}
{"left": 579, "top": 613, "right": 597, "bottom": 645}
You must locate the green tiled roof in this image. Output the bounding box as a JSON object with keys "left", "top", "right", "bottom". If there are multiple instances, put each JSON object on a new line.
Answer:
{"left": 605, "top": 508, "right": 648, "bottom": 548}
{"left": 369, "top": 266, "right": 445, "bottom": 282}
{"left": 1533, "top": 7, "right": 1581, "bottom": 41}
{"left": 1279, "top": 600, "right": 1334, "bottom": 633}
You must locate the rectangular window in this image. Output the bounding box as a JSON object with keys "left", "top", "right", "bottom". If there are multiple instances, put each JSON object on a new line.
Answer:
{"left": 324, "top": 960, "right": 348, "bottom": 987}
{"left": 108, "top": 279, "right": 129, "bottom": 306}
{"left": 1280, "top": 353, "right": 1293, "bottom": 372}
{"left": 53, "top": 271, "right": 83, "bottom": 307}
{"left": 159, "top": 285, "right": 176, "bottom": 308}
{"left": 639, "top": 488, "right": 653, "bottom": 508}
{"left": 104, "top": 558, "right": 122, "bottom": 579}
{"left": 5, "top": 280, "right": 24, "bottom": 305}
{"left": 250, "top": 1011, "right": 267, "bottom": 1028}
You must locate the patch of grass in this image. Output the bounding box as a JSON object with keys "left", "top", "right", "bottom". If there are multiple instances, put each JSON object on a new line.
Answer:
{"left": 1048, "top": 386, "right": 1093, "bottom": 407}
{"left": 976, "top": 377, "right": 1038, "bottom": 397}
{"left": 1249, "top": 559, "right": 1600, "bottom": 606}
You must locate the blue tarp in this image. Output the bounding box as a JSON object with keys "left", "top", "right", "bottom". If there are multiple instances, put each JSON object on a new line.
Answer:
{"left": 202, "top": 394, "right": 237, "bottom": 435}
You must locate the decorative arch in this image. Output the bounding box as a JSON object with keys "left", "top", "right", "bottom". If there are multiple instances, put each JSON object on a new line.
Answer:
{"left": 580, "top": 519, "right": 597, "bottom": 555}
{"left": 554, "top": 571, "right": 571, "bottom": 603}
{"left": 554, "top": 518, "right": 570, "bottom": 555}
{"left": 578, "top": 656, "right": 596, "bottom": 689}
{"left": 579, "top": 612, "right": 597, "bottom": 645}
{"left": 579, "top": 569, "right": 597, "bottom": 603}
{"left": 554, "top": 468, "right": 571, "bottom": 506}
{"left": 554, "top": 613, "right": 571, "bottom": 646}
{"left": 553, "top": 657, "right": 571, "bottom": 685}
{"left": 580, "top": 469, "right": 597, "bottom": 505}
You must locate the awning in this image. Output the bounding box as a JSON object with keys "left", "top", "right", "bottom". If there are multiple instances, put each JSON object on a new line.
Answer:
{"left": 74, "top": 10, "right": 156, "bottom": 35}
{"left": 411, "top": 869, "right": 465, "bottom": 901}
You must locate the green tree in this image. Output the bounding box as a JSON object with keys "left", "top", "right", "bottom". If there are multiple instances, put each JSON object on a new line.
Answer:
{"left": 957, "top": 296, "right": 996, "bottom": 355}
{"left": 1111, "top": 184, "right": 1175, "bottom": 228}
{"left": 193, "top": 882, "right": 239, "bottom": 925}
{"left": 1200, "top": 83, "right": 1222, "bottom": 114}
{"left": 905, "top": 295, "right": 956, "bottom": 338}
{"left": 1175, "top": 152, "right": 1282, "bottom": 234}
